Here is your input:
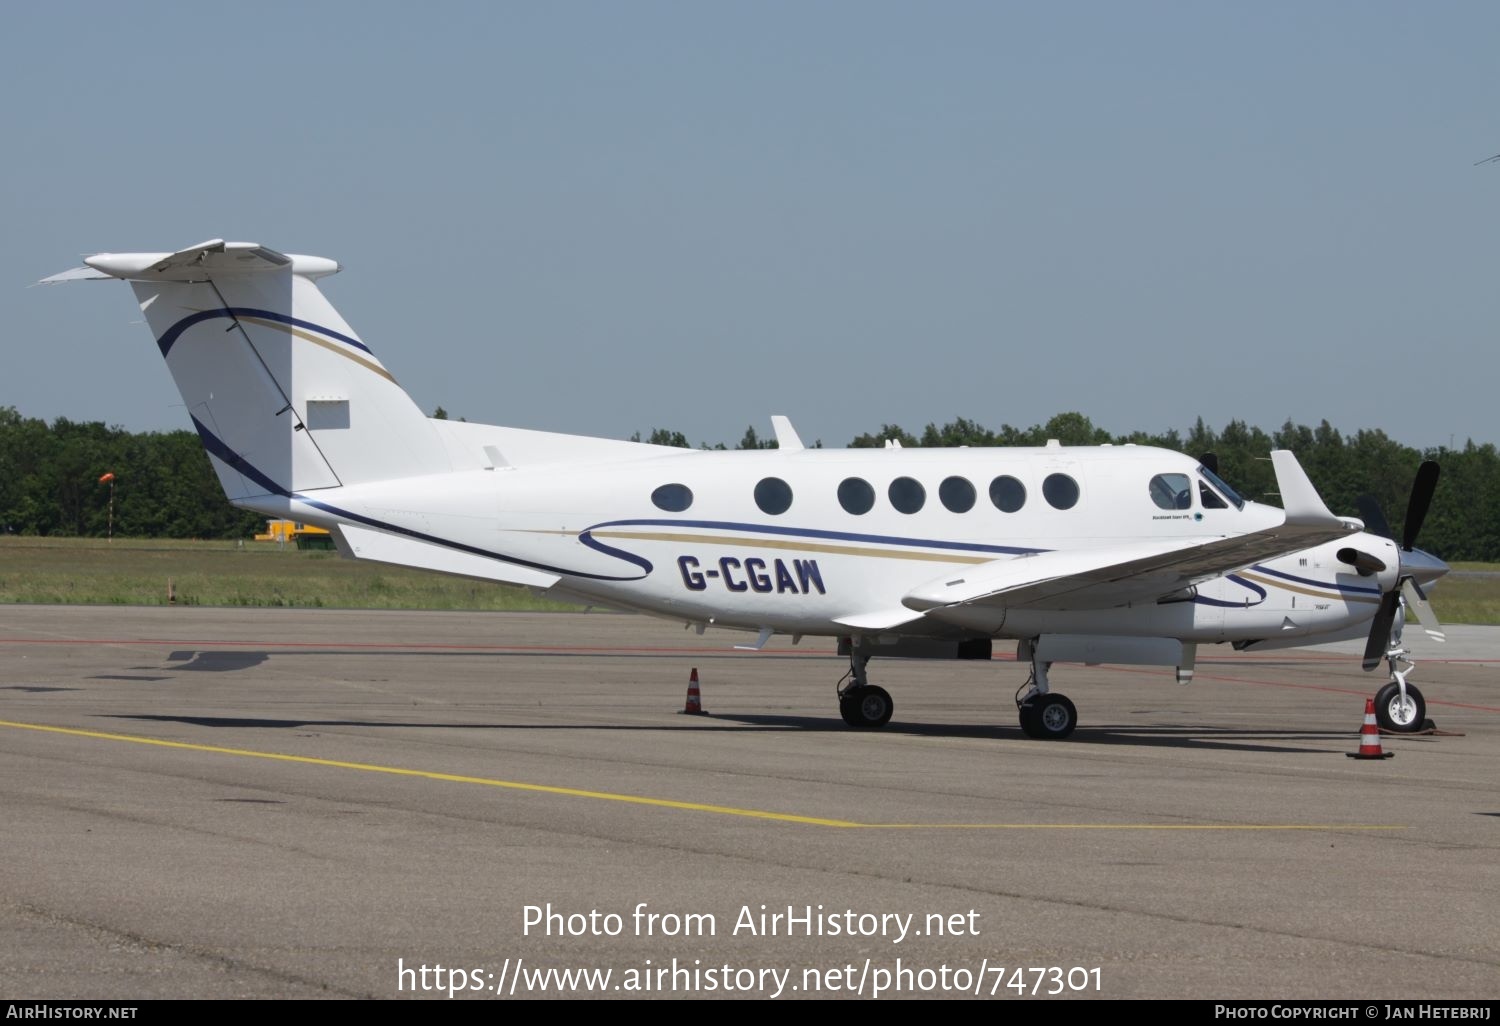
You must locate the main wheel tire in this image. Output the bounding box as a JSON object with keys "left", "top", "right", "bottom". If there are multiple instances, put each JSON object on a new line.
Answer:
{"left": 1018, "top": 703, "right": 1041, "bottom": 738}
{"left": 839, "top": 685, "right": 894, "bottom": 729}
{"left": 1019, "top": 693, "right": 1077, "bottom": 740}
{"left": 1373, "top": 681, "right": 1425, "bottom": 733}
{"left": 839, "top": 694, "right": 859, "bottom": 727}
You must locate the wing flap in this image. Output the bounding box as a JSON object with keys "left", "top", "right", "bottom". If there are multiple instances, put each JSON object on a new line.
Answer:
{"left": 904, "top": 544, "right": 1184, "bottom": 612}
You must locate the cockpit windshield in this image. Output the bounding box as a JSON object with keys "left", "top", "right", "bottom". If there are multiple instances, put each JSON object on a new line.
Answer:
{"left": 1197, "top": 465, "right": 1244, "bottom": 510}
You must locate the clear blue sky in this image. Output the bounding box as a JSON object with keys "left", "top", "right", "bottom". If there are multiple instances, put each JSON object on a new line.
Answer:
{"left": 6, "top": 1, "right": 1498, "bottom": 451}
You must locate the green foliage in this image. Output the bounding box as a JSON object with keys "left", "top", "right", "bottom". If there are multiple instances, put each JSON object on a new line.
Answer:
{"left": 647, "top": 428, "right": 689, "bottom": 448}
{"left": 850, "top": 424, "right": 920, "bottom": 448}
{"left": 6, "top": 404, "right": 1499, "bottom": 562}
{"left": 736, "top": 425, "right": 778, "bottom": 450}
{"left": 0, "top": 536, "right": 580, "bottom": 611}
{"left": 0, "top": 408, "right": 261, "bottom": 539}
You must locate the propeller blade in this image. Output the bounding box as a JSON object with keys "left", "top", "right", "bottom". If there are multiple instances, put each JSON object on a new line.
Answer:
{"left": 1199, "top": 452, "right": 1219, "bottom": 475}
{"left": 1399, "top": 576, "right": 1446, "bottom": 643}
{"left": 1355, "top": 494, "right": 1393, "bottom": 540}
{"left": 1402, "top": 461, "right": 1440, "bottom": 551}
{"left": 1336, "top": 547, "right": 1386, "bottom": 576}
{"left": 1362, "top": 591, "right": 1401, "bottom": 671}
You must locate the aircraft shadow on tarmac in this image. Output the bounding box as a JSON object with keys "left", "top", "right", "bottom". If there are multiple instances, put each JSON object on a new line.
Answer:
{"left": 151, "top": 650, "right": 834, "bottom": 665}
{"left": 106, "top": 712, "right": 1345, "bottom": 754}
{"left": 164, "top": 651, "right": 270, "bottom": 671}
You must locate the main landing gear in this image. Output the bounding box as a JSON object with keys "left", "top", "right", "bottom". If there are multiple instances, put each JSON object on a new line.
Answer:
{"left": 836, "top": 643, "right": 894, "bottom": 729}
{"left": 1014, "top": 650, "right": 1077, "bottom": 740}
{"left": 831, "top": 637, "right": 1078, "bottom": 739}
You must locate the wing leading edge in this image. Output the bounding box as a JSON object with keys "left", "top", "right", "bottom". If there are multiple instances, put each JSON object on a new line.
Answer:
{"left": 904, "top": 450, "right": 1358, "bottom": 615}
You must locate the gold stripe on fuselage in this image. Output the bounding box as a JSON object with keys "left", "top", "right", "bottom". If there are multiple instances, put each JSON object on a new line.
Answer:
{"left": 590, "top": 529, "right": 996, "bottom": 565}
{"left": 1237, "top": 571, "right": 1381, "bottom": 605}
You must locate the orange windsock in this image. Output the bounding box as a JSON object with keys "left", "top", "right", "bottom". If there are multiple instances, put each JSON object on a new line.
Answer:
{"left": 98, "top": 472, "right": 115, "bottom": 483}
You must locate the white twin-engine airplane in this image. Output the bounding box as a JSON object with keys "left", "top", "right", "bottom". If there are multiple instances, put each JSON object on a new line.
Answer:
{"left": 44, "top": 240, "right": 1451, "bottom": 740}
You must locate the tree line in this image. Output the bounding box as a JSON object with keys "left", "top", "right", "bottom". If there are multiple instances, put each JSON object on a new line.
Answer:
{"left": 0, "top": 408, "right": 263, "bottom": 539}
{"left": 2, "top": 406, "right": 1495, "bottom": 560}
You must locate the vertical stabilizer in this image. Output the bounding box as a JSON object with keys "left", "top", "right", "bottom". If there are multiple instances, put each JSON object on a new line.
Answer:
{"left": 50, "top": 240, "right": 451, "bottom": 500}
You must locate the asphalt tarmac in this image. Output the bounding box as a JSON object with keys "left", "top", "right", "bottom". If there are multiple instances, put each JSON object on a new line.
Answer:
{"left": 0, "top": 606, "right": 1495, "bottom": 1000}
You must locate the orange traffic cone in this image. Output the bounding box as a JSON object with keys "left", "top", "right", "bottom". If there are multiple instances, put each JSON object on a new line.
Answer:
{"left": 1347, "top": 697, "right": 1393, "bottom": 760}
{"left": 680, "top": 667, "right": 709, "bottom": 716}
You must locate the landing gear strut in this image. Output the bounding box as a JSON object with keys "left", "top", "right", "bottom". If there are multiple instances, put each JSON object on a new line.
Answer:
{"left": 1376, "top": 606, "right": 1427, "bottom": 733}
{"left": 836, "top": 640, "right": 893, "bottom": 729}
{"left": 1015, "top": 643, "right": 1078, "bottom": 740}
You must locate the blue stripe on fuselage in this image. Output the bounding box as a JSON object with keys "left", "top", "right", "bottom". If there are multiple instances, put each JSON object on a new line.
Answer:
{"left": 579, "top": 518, "right": 1046, "bottom": 557}
{"left": 1247, "top": 562, "right": 1382, "bottom": 596}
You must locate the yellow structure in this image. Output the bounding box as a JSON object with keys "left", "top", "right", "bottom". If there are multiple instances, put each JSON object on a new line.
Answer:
{"left": 254, "top": 519, "right": 333, "bottom": 549}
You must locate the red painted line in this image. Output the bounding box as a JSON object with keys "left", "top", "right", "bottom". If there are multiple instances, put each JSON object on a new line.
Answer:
{"left": 1410, "top": 659, "right": 1500, "bottom": 665}
{"left": 0, "top": 637, "right": 1492, "bottom": 710}
{"left": 1207, "top": 653, "right": 1500, "bottom": 666}
{"left": 1201, "top": 673, "right": 1500, "bottom": 713}
{"left": 0, "top": 637, "right": 836, "bottom": 656}
{"left": 1217, "top": 651, "right": 1349, "bottom": 663}
{"left": 1099, "top": 662, "right": 1500, "bottom": 713}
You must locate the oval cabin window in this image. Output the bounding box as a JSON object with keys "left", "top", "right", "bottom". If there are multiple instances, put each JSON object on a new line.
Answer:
{"left": 754, "top": 477, "right": 793, "bottom": 516}
{"left": 838, "top": 477, "right": 875, "bottom": 515}
{"left": 1043, "top": 473, "right": 1080, "bottom": 510}
{"left": 651, "top": 483, "right": 693, "bottom": 512}
{"left": 888, "top": 477, "right": 926, "bottom": 514}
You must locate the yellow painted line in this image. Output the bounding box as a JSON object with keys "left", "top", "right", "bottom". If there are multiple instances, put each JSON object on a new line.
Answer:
{"left": 0, "top": 718, "right": 854, "bottom": 827}
{"left": 590, "top": 530, "right": 994, "bottom": 565}
{"left": 0, "top": 719, "right": 1403, "bottom": 832}
{"left": 852, "top": 823, "right": 1404, "bottom": 831}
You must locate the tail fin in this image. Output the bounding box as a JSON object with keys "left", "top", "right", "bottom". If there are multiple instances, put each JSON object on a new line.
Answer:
{"left": 43, "top": 240, "right": 450, "bottom": 501}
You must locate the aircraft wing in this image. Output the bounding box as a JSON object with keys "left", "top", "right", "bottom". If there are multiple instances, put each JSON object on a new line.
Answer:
{"left": 905, "top": 450, "right": 1358, "bottom": 614}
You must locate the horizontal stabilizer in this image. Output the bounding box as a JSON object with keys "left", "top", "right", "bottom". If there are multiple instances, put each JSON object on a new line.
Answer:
{"left": 36, "top": 265, "right": 113, "bottom": 285}
{"left": 331, "top": 523, "right": 559, "bottom": 589}
{"left": 43, "top": 239, "right": 340, "bottom": 283}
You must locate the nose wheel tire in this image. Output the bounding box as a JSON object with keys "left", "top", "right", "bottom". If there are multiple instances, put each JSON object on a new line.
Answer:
{"left": 1373, "top": 681, "right": 1425, "bottom": 733}
{"left": 839, "top": 685, "right": 894, "bottom": 729}
{"left": 1019, "top": 693, "right": 1077, "bottom": 739}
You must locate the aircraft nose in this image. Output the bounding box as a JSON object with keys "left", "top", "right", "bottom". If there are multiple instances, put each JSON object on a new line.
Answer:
{"left": 1400, "top": 547, "right": 1449, "bottom": 588}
